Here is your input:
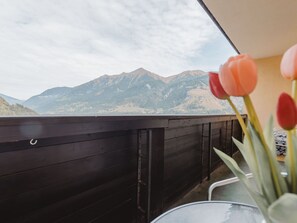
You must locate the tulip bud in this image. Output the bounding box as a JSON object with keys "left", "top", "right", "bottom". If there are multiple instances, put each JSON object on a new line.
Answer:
{"left": 209, "top": 72, "right": 229, "bottom": 100}
{"left": 277, "top": 92, "right": 297, "bottom": 130}
{"left": 280, "top": 44, "right": 297, "bottom": 80}
{"left": 219, "top": 54, "right": 258, "bottom": 96}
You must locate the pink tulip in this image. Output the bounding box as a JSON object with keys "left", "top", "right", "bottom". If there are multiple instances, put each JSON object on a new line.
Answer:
{"left": 219, "top": 54, "right": 258, "bottom": 96}
{"left": 277, "top": 92, "right": 297, "bottom": 130}
{"left": 281, "top": 44, "right": 297, "bottom": 80}
{"left": 209, "top": 72, "right": 229, "bottom": 100}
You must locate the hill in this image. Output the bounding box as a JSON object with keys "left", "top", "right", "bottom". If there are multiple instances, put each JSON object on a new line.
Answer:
{"left": 0, "top": 97, "right": 37, "bottom": 116}
{"left": 0, "top": 93, "right": 24, "bottom": 105}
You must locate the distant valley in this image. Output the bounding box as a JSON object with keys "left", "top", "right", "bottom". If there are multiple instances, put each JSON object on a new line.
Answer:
{"left": 1, "top": 68, "right": 243, "bottom": 116}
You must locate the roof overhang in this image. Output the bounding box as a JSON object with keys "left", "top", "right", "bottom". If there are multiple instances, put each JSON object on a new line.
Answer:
{"left": 198, "top": 0, "right": 297, "bottom": 59}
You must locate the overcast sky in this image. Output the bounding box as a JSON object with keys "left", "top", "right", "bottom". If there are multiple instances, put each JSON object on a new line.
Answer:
{"left": 0, "top": 0, "right": 236, "bottom": 100}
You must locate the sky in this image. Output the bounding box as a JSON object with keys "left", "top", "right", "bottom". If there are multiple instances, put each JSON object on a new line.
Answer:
{"left": 0, "top": 0, "right": 236, "bottom": 100}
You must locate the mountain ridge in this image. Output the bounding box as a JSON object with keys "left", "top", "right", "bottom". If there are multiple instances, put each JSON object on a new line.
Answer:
{"left": 21, "top": 68, "right": 242, "bottom": 115}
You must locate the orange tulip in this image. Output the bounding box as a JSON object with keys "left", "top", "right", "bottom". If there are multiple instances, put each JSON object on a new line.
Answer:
{"left": 219, "top": 54, "right": 258, "bottom": 96}
{"left": 280, "top": 43, "right": 297, "bottom": 80}
{"left": 277, "top": 92, "right": 297, "bottom": 130}
{"left": 209, "top": 72, "right": 229, "bottom": 100}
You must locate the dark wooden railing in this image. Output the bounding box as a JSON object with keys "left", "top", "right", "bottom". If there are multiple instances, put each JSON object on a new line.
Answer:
{"left": 0, "top": 115, "right": 246, "bottom": 223}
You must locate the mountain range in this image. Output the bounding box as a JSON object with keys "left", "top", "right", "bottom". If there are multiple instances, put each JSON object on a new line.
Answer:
{"left": 2, "top": 68, "right": 243, "bottom": 115}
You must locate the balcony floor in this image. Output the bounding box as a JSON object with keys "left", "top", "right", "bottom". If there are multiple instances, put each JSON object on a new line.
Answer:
{"left": 172, "top": 152, "right": 286, "bottom": 208}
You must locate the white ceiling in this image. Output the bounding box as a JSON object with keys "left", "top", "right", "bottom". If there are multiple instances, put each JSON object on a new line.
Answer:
{"left": 201, "top": 0, "right": 297, "bottom": 59}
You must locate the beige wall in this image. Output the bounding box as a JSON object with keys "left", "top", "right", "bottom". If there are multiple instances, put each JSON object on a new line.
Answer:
{"left": 251, "top": 55, "right": 291, "bottom": 127}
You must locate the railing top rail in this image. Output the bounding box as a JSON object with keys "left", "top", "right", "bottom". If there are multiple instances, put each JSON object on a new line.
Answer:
{"left": 0, "top": 114, "right": 247, "bottom": 144}
{"left": 0, "top": 114, "right": 247, "bottom": 125}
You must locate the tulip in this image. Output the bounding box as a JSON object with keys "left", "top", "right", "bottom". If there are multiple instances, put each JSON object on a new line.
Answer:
{"left": 219, "top": 54, "right": 258, "bottom": 96}
{"left": 276, "top": 92, "right": 297, "bottom": 130}
{"left": 209, "top": 72, "right": 229, "bottom": 99}
{"left": 280, "top": 44, "right": 297, "bottom": 80}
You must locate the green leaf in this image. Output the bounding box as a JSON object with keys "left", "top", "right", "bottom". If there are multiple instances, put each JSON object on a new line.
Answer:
{"left": 285, "top": 133, "right": 297, "bottom": 192}
{"left": 268, "top": 193, "right": 297, "bottom": 223}
{"left": 232, "top": 137, "right": 247, "bottom": 162}
{"left": 248, "top": 122, "right": 288, "bottom": 202}
{"left": 233, "top": 136, "right": 262, "bottom": 193}
{"left": 213, "top": 148, "right": 270, "bottom": 221}
{"left": 264, "top": 115, "right": 276, "bottom": 154}
{"left": 260, "top": 120, "right": 289, "bottom": 194}
{"left": 244, "top": 134, "right": 264, "bottom": 192}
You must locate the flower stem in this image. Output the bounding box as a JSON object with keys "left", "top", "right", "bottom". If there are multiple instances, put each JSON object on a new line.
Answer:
{"left": 287, "top": 130, "right": 296, "bottom": 193}
{"left": 243, "top": 95, "right": 263, "bottom": 134}
{"left": 292, "top": 80, "right": 297, "bottom": 135}
{"left": 292, "top": 80, "right": 297, "bottom": 102}
{"left": 227, "top": 97, "right": 248, "bottom": 137}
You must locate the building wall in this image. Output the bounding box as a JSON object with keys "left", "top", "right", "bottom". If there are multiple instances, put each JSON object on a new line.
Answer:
{"left": 252, "top": 55, "right": 291, "bottom": 127}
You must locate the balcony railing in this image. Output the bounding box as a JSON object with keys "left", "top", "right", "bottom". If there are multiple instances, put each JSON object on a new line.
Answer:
{"left": 0, "top": 115, "right": 246, "bottom": 223}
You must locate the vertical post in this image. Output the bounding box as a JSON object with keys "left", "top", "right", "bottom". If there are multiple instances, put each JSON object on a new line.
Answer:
{"left": 231, "top": 120, "right": 234, "bottom": 156}
{"left": 149, "top": 128, "right": 164, "bottom": 221}
{"left": 225, "top": 121, "right": 231, "bottom": 156}
{"left": 207, "top": 122, "right": 212, "bottom": 180}
{"left": 200, "top": 124, "right": 204, "bottom": 183}
{"left": 146, "top": 129, "right": 152, "bottom": 223}
{"left": 136, "top": 130, "right": 142, "bottom": 221}
{"left": 136, "top": 128, "right": 164, "bottom": 223}
{"left": 136, "top": 130, "right": 148, "bottom": 223}
{"left": 242, "top": 116, "right": 246, "bottom": 141}
{"left": 219, "top": 127, "right": 222, "bottom": 151}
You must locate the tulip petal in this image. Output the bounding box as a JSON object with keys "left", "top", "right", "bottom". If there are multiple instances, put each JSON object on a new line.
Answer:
{"left": 228, "top": 60, "right": 246, "bottom": 96}
{"left": 237, "top": 57, "right": 257, "bottom": 95}
{"left": 219, "top": 63, "right": 238, "bottom": 96}
{"left": 281, "top": 44, "right": 297, "bottom": 80}
{"left": 209, "top": 72, "right": 229, "bottom": 100}
{"left": 219, "top": 54, "right": 258, "bottom": 97}
{"left": 277, "top": 92, "right": 297, "bottom": 130}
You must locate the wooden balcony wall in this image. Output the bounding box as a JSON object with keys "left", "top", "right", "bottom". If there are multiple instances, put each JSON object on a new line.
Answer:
{"left": 0, "top": 115, "right": 245, "bottom": 223}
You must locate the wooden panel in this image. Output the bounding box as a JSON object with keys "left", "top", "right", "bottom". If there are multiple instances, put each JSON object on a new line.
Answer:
{"left": 6, "top": 175, "right": 136, "bottom": 223}
{"left": 0, "top": 131, "right": 136, "bottom": 175}
{"left": 90, "top": 199, "right": 135, "bottom": 223}
{"left": 0, "top": 130, "right": 134, "bottom": 153}
{"left": 49, "top": 185, "right": 136, "bottom": 223}
{"left": 0, "top": 147, "right": 136, "bottom": 199}
{"left": 164, "top": 145, "right": 201, "bottom": 182}
{"left": 163, "top": 121, "right": 202, "bottom": 208}
{"left": 165, "top": 133, "right": 200, "bottom": 157}
{"left": 165, "top": 125, "right": 199, "bottom": 140}
{"left": 0, "top": 126, "right": 138, "bottom": 223}
{"left": 163, "top": 167, "right": 201, "bottom": 207}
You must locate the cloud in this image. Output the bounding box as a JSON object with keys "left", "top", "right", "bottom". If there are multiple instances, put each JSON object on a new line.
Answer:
{"left": 0, "top": 0, "right": 236, "bottom": 99}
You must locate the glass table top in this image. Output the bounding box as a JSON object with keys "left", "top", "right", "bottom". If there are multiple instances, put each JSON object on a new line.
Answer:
{"left": 151, "top": 201, "right": 264, "bottom": 223}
